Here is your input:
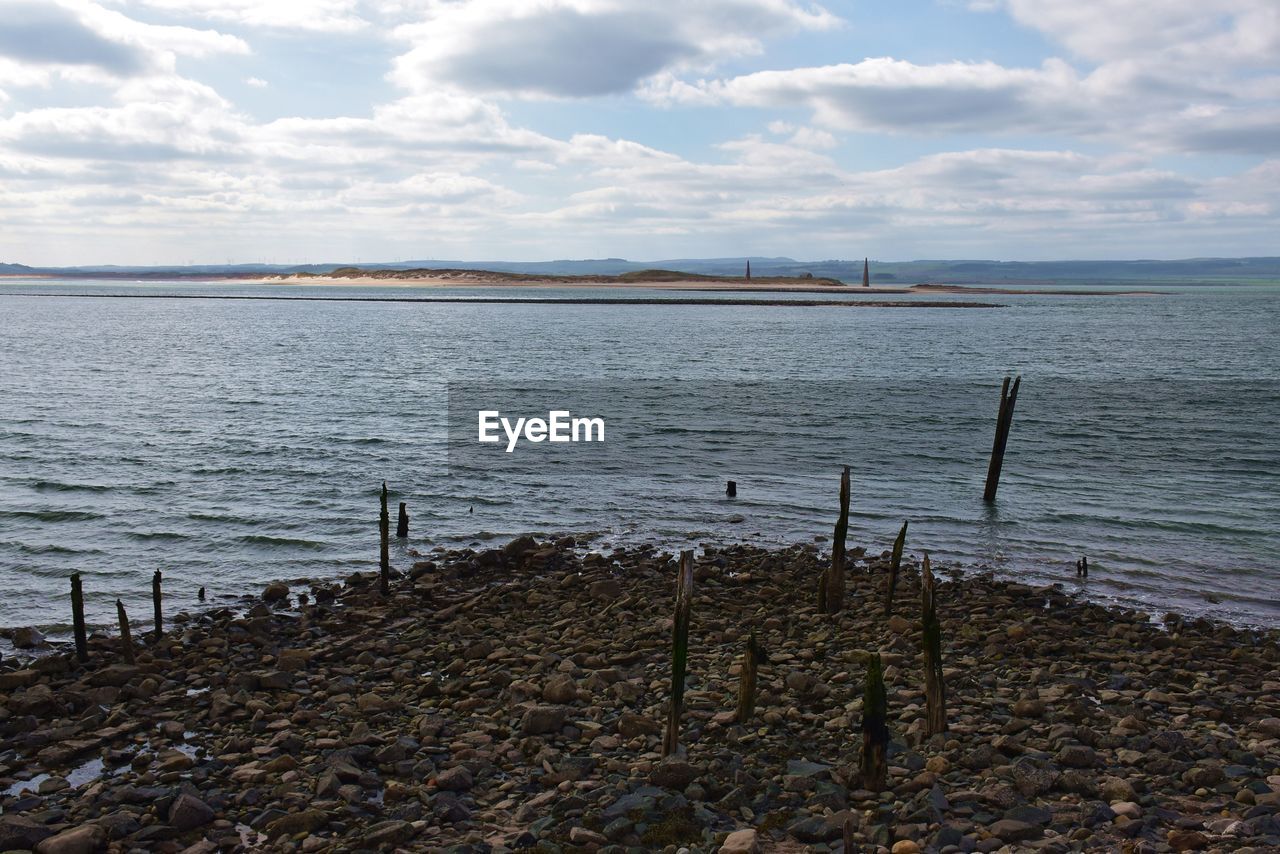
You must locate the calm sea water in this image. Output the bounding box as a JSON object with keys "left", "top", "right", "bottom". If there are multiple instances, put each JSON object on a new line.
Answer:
{"left": 1, "top": 279, "right": 1277, "bottom": 634}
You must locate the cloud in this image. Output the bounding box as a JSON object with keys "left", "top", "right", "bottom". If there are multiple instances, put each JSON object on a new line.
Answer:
{"left": 0, "top": 1, "right": 144, "bottom": 74}
{"left": 390, "top": 0, "right": 837, "bottom": 97}
{"left": 116, "top": 0, "right": 371, "bottom": 33}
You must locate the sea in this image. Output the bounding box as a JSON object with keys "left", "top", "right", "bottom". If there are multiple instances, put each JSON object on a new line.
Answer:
{"left": 1, "top": 278, "right": 1276, "bottom": 636}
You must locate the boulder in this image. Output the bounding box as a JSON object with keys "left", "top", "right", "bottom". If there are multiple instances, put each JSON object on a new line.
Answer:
{"left": 34, "top": 824, "right": 106, "bottom": 854}
{"left": 168, "top": 793, "right": 215, "bottom": 831}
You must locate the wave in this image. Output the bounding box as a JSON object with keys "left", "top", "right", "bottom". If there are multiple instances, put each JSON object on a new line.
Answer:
{"left": 0, "top": 509, "right": 104, "bottom": 522}
{"left": 30, "top": 480, "right": 111, "bottom": 493}
{"left": 124, "top": 531, "right": 188, "bottom": 541}
{"left": 236, "top": 535, "right": 326, "bottom": 550}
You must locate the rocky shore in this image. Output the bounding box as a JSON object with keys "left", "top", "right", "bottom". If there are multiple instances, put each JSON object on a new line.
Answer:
{"left": 1, "top": 537, "right": 1278, "bottom": 853}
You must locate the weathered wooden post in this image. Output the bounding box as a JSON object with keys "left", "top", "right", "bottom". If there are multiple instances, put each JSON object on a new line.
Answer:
{"left": 116, "top": 599, "right": 135, "bottom": 664}
{"left": 823, "top": 465, "right": 851, "bottom": 614}
{"left": 862, "top": 257, "right": 870, "bottom": 287}
{"left": 1076, "top": 555, "right": 1088, "bottom": 578}
{"left": 861, "top": 652, "right": 889, "bottom": 791}
{"left": 70, "top": 573, "right": 88, "bottom": 663}
{"left": 663, "top": 549, "right": 695, "bottom": 756}
{"left": 885, "top": 520, "right": 908, "bottom": 615}
{"left": 736, "top": 631, "right": 764, "bottom": 724}
{"left": 396, "top": 501, "right": 409, "bottom": 538}
{"left": 152, "top": 570, "right": 163, "bottom": 640}
{"left": 725, "top": 480, "right": 737, "bottom": 498}
{"left": 983, "top": 376, "right": 1021, "bottom": 502}
{"left": 921, "top": 552, "right": 947, "bottom": 736}
{"left": 379, "top": 482, "right": 391, "bottom": 596}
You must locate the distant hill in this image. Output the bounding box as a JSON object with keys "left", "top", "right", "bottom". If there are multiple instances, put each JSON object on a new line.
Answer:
{"left": 4, "top": 257, "right": 1279, "bottom": 284}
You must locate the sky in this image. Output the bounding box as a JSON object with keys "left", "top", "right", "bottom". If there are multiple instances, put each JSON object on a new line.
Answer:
{"left": 0, "top": 0, "right": 1277, "bottom": 265}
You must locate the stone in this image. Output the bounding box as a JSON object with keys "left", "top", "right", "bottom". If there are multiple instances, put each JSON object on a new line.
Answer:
{"left": 892, "top": 842, "right": 921, "bottom": 854}
{"left": 1167, "top": 829, "right": 1209, "bottom": 851}
{"left": 887, "top": 615, "right": 913, "bottom": 633}
{"left": 365, "top": 820, "right": 414, "bottom": 846}
{"left": 34, "top": 824, "right": 107, "bottom": 854}
{"left": 12, "top": 626, "right": 46, "bottom": 648}
{"left": 618, "top": 711, "right": 661, "bottom": 739}
{"left": 543, "top": 673, "right": 577, "bottom": 704}
{"left": 504, "top": 534, "right": 539, "bottom": 559}
{"left": 0, "top": 815, "right": 56, "bottom": 850}
{"left": 569, "top": 827, "right": 607, "bottom": 845}
{"left": 650, "top": 759, "right": 698, "bottom": 790}
{"left": 588, "top": 579, "right": 622, "bottom": 601}
{"left": 1058, "top": 744, "right": 1098, "bottom": 768}
{"left": 276, "top": 649, "right": 310, "bottom": 671}
{"left": 1011, "top": 757, "right": 1057, "bottom": 797}
{"left": 520, "top": 705, "right": 569, "bottom": 735}
{"left": 1012, "top": 698, "right": 1045, "bottom": 718}
{"left": 719, "top": 828, "right": 760, "bottom": 853}
{"left": 266, "top": 809, "right": 328, "bottom": 838}
{"left": 262, "top": 582, "right": 289, "bottom": 603}
{"left": 0, "top": 668, "right": 42, "bottom": 690}
{"left": 435, "top": 765, "right": 474, "bottom": 791}
{"left": 169, "top": 793, "right": 216, "bottom": 831}
{"left": 988, "top": 819, "right": 1042, "bottom": 842}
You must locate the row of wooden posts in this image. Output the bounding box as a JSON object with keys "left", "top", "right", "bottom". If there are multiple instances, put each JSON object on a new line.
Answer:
{"left": 65, "top": 568, "right": 161, "bottom": 664}
{"left": 662, "top": 471, "right": 949, "bottom": 794}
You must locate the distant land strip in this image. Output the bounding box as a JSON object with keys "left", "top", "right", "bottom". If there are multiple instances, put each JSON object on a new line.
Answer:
{"left": 1, "top": 293, "right": 1004, "bottom": 309}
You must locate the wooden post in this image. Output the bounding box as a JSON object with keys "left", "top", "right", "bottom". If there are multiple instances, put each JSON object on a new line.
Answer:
{"left": 921, "top": 552, "right": 947, "bottom": 736}
{"left": 116, "top": 599, "right": 135, "bottom": 664}
{"left": 862, "top": 257, "right": 870, "bottom": 287}
{"left": 885, "top": 520, "right": 908, "bottom": 615}
{"left": 663, "top": 549, "right": 695, "bottom": 756}
{"left": 861, "top": 652, "right": 888, "bottom": 791}
{"left": 823, "top": 465, "right": 851, "bottom": 613}
{"left": 70, "top": 573, "right": 88, "bottom": 663}
{"left": 725, "top": 480, "right": 737, "bottom": 498}
{"left": 152, "top": 570, "right": 163, "bottom": 640}
{"left": 396, "top": 501, "right": 409, "bottom": 538}
{"left": 983, "top": 376, "right": 1021, "bottom": 502}
{"left": 736, "top": 631, "right": 764, "bottom": 724}
{"left": 1077, "top": 555, "right": 1089, "bottom": 578}
{"left": 379, "top": 482, "right": 390, "bottom": 596}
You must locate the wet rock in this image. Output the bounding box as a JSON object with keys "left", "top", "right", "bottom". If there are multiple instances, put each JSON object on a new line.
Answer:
{"left": 266, "top": 808, "right": 328, "bottom": 838}
{"left": 169, "top": 793, "right": 216, "bottom": 831}
{"left": 0, "top": 815, "right": 56, "bottom": 850}
{"left": 1167, "top": 828, "right": 1209, "bottom": 851}
{"left": 262, "top": 582, "right": 289, "bottom": 603}
{"left": 34, "top": 824, "right": 106, "bottom": 854}
{"left": 12, "top": 626, "right": 46, "bottom": 648}
{"left": 435, "top": 765, "right": 474, "bottom": 791}
{"left": 650, "top": 759, "right": 698, "bottom": 790}
{"left": 988, "top": 818, "right": 1042, "bottom": 843}
{"left": 719, "top": 828, "right": 760, "bottom": 853}
{"left": 365, "top": 819, "right": 414, "bottom": 846}
{"left": 520, "top": 705, "right": 570, "bottom": 735}
{"left": 588, "top": 579, "right": 622, "bottom": 602}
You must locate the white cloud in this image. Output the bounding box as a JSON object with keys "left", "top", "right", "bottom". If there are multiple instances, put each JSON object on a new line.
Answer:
{"left": 245, "top": 76, "right": 267, "bottom": 88}
{"left": 108, "top": 0, "right": 370, "bottom": 33}
{"left": 390, "top": 0, "right": 837, "bottom": 97}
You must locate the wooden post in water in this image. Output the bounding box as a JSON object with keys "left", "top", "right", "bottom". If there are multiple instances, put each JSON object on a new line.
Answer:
{"left": 725, "top": 480, "right": 737, "bottom": 498}
{"left": 116, "top": 599, "right": 135, "bottom": 664}
{"left": 736, "top": 631, "right": 764, "bottom": 724}
{"left": 862, "top": 257, "right": 870, "bottom": 287}
{"left": 396, "top": 502, "right": 409, "bottom": 538}
{"left": 921, "top": 552, "right": 947, "bottom": 736}
{"left": 823, "top": 465, "right": 851, "bottom": 614}
{"left": 663, "top": 549, "right": 695, "bottom": 756}
{"left": 70, "top": 573, "right": 88, "bottom": 663}
{"left": 861, "top": 652, "right": 889, "bottom": 791}
{"left": 1076, "top": 555, "right": 1089, "bottom": 578}
{"left": 885, "top": 520, "right": 908, "bottom": 616}
{"left": 983, "top": 376, "right": 1021, "bottom": 502}
{"left": 152, "top": 570, "right": 163, "bottom": 640}
{"left": 379, "top": 482, "right": 391, "bottom": 596}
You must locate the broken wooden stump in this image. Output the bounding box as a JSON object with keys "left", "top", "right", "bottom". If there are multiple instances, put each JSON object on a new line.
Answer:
{"left": 379, "top": 482, "right": 391, "bottom": 596}
{"left": 70, "top": 572, "right": 88, "bottom": 663}
{"left": 725, "top": 480, "right": 737, "bottom": 498}
{"left": 921, "top": 552, "right": 947, "bottom": 736}
{"left": 663, "top": 549, "right": 695, "bottom": 756}
{"left": 152, "top": 569, "right": 163, "bottom": 641}
{"left": 886, "top": 520, "right": 908, "bottom": 615}
{"left": 983, "top": 375, "right": 1021, "bottom": 502}
{"left": 396, "top": 501, "right": 409, "bottom": 538}
{"left": 1077, "top": 555, "right": 1089, "bottom": 578}
{"left": 861, "top": 652, "right": 889, "bottom": 791}
{"left": 823, "top": 465, "right": 851, "bottom": 614}
{"left": 736, "top": 631, "right": 764, "bottom": 724}
{"left": 116, "top": 599, "right": 135, "bottom": 664}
